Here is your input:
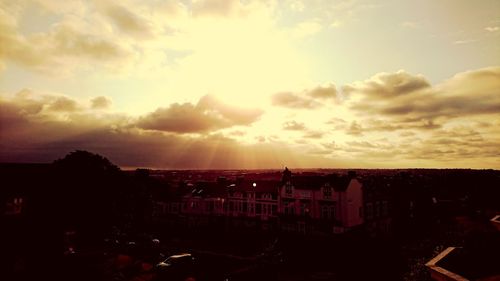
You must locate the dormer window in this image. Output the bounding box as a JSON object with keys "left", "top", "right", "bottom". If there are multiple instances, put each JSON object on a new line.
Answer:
{"left": 262, "top": 193, "right": 273, "bottom": 199}
{"left": 285, "top": 182, "right": 292, "bottom": 194}
{"left": 323, "top": 186, "right": 332, "bottom": 198}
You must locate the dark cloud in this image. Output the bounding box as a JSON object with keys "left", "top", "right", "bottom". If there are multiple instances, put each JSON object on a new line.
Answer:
{"left": 91, "top": 96, "right": 112, "bottom": 110}
{"left": 0, "top": 91, "right": 351, "bottom": 168}
{"left": 283, "top": 120, "right": 306, "bottom": 130}
{"left": 271, "top": 92, "right": 321, "bottom": 109}
{"left": 136, "top": 95, "right": 263, "bottom": 133}
{"left": 0, "top": 108, "right": 341, "bottom": 169}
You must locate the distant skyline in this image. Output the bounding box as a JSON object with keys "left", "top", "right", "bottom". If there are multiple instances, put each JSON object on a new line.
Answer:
{"left": 1, "top": 0, "right": 500, "bottom": 169}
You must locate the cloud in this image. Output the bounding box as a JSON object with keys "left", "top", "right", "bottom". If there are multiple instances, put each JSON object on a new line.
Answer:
{"left": 90, "top": 96, "right": 112, "bottom": 110}
{"left": 303, "top": 131, "right": 324, "bottom": 139}
{"left": 0, "top": 94, "right": 342, "bottom": 168}
{"left": 326, "top": 117, "right": 347, "bottom": 130}
{"left": 271, "top": 84, "right": 339, "bottom": 109}
{"left": 0, "top": 91, "right": 129, "bottom": 150}
{"left": 283, "top": 120, "right": 306, "bottom": 130}
{"left": 47, "top": 96, "right": 79, "bottom": 112}
{"left": 271, "top": 92, "right": 321, "bottom": 109}
{"left": 401, "top": 126, "right": 500, "bottom": 162}
{"left": 346, "top": 121, "right": 363, "bottom": 136}
{"left": 102, "top": 3, "right": 154, "bottom": 38}
{"left": 3, "top": 89, "right": 81, "bottom": 114}
{"left": 136, "top": 95, "right": 263, "bottom": 133}
{"left": 343, "top": 70, "right": 430, "bottom": 99}
{"left": 485, "top": 26, "right": 499, "bottom": 32}
{"left": 453, "top": 39, "right": 477, "bottom": 45}
{"left": 191, "top": 0, "right": 253, "bottom": 18}
{"left": 399, "top": 131, "right": 415, "bottom": 137}
{"left": 0, "top": 3, "right": 134, "bottom": 75}
{"left": 347, "top": 67, "right": 500, "bottom": 131}
{"left": 306, "top": 84, "right": 338, "bottom": 99}
{"left": 0, "top": 6, "right": 131, "bottom": 75}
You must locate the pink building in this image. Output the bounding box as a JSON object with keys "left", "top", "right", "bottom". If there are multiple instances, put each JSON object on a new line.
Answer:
{"left": 278, "top": 168, "right": 364, "bottom": 233}
{"left": 153, "top": 168, "right": 369, "bottom": 235}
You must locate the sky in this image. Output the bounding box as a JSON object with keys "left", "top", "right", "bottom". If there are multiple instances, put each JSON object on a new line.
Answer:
{"left": 1, "top": 0, "right": 499, "bottom": 169}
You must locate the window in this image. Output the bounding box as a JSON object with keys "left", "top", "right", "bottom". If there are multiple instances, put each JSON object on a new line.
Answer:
{"left": 321, "top": 205, "right": 335, "bottom": 219}
{"left": 284, "top": 201, "right": 295, "bottom": 215}
{"left": 382, "top": 201, "right": 388, "bottom": 216}
{"left": 321, "top": 205, "right": 329, "bottom": 219}
{"left": 206, "top": 201, "right": 214, "bottom": 212}
{"left": 256, "top": 203, "right": 261, "bottom": 214}
{"left": 323, "top": 186, "right": 332, "bottom": 198}
{"left": 285, "top": 183, "right": 292, "bottom": 194}
{"left": 248, "top": 203, "right": 254, "bottom": 213}
{"left": 298, "top": 222, "right": 306, "bottom": 233}
{"left": 171, "top": 203, "right": 178, "bottom": 213}
{"left": 365, "top": 203, "right": 373, "bottom": 219}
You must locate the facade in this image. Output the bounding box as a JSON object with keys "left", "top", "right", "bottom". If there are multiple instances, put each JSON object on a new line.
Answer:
{"left": 153, "top": 168, "right": 374, "bottom": 235}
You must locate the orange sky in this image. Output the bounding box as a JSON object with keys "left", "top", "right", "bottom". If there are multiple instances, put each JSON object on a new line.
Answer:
{"left": 1, "top": 0, "right": 500, "bottom": 169}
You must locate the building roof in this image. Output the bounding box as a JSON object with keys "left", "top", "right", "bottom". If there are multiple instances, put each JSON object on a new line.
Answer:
{"left": 290, "top": 174, "right": 352, "bottom": 191}
{"left": 229, "top": 180, "right": 279, "bottom": 193}
{"left": 184, "top": 181, "right": 227, "bottom": 198}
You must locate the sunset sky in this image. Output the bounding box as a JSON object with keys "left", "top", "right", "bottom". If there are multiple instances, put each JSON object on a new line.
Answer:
{"left": 1, "top": 0, "right": 499, "bottom": 169}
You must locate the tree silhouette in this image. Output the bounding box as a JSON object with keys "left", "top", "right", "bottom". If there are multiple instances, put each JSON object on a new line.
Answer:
{"left": 53, "top": 150, "right": 120, "bottom": 173}
{"left": 52, "top": 151, "right": 122, "bottom": 248}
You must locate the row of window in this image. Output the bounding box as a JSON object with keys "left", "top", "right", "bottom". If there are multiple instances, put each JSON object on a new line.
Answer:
{"left": 364, "top": 201, "right": 389, "bottom": 219}
{"left": 158, "top": 201, "right": 359, "bottom": 220}
{"left": 229, "top": 192, "right": 276, "bottom": 200}
{"left": 284, "top": 185, "right": 334, "bottom": 200}
{"left": 164, "top": 200, "right": 279, "bottom": 216}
